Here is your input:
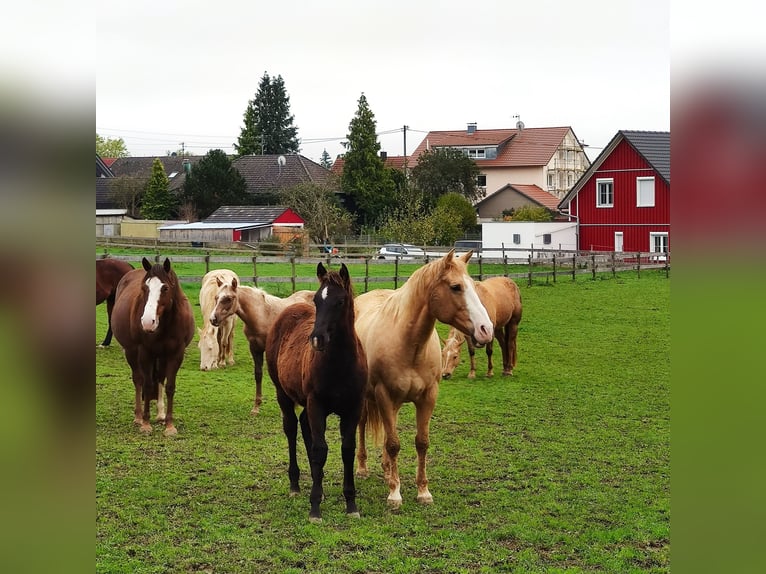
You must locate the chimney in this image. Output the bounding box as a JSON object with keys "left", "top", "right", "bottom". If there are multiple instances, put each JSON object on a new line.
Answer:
{"left": 380, "top": 151, "right": 387, "bottom": 161}
{"left": 182, "top": 159, "right": 192, "bottom": 175}
{"left": 467, "top": 122, "right": 477, "bottom": 135}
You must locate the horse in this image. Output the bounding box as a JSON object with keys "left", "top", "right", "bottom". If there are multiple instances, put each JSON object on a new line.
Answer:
{"left": 198, "top": 269, "right": 239, "bottom": 371}
{"left": 441, "top": 276, "right": 523, "bottom": 379}
{"left": 266, "top": 263, "right": 367, "bottom": 523}
{"left": 111, "top": 257, "right": 195, "bottom": 435}
{"left": 209, "top": 280, "right": 315, "bottom": 414}
{"left": 96, "top": 258, "right": 134, "bottom": 347}
{"left": 354, "top": 249, "right": 493, "bottom": 508}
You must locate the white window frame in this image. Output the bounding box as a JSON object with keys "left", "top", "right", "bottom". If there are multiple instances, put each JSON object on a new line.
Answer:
{"left": 596, "top": 178, "right": 614, "bottom": 208}
{"left": 649, "top": 232, "right": 668, "bottom": 254}
{"left": 637, "top": 176, "right": 655, "bottom": 207}
{"left": 547, "top": 172, "right": 555, "bottom": 190}
{"left": 614, "top": 232, "right": 623, "bottom": 252}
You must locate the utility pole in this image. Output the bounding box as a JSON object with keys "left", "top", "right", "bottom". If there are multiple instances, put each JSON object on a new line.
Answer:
{"left": 403, "top": 125, "right": 409, "bottom": 189}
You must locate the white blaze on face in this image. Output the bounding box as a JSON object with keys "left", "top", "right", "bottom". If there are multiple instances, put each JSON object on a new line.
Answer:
{"left": 321, "top": 286, "right": 329, "bottom": 301}
{"left": 141, "top": 276, "right": 163, "bottom": 332}
{"left": 462, "top": 276, "right": 493, "bottom": 345}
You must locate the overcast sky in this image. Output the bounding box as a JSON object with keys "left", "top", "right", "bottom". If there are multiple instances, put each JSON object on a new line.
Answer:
{"left": 94, "top": 0, "right": 672, "bottom": 163}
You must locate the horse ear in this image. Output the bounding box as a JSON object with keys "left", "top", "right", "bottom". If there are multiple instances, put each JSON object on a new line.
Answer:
{"left": 444, "top": 249, "right": 456, "bottom": 263}
{"left": 317, "top": 262, "right": 327, "bottom": 281}
{"left": 339, "top": 263, "right": 350, "bottom": 283}
{"left": 231, "top": 277, "right": 237, "bottom": 290}
{"left": 142, "top": 257, "right": 152, "bottom": 271}
{"left": 216, "top": 277, "right": 223, "bottom": 287}
{"left": 163, "top": 258, "right": 171, "bottom": 272}
{"left": 459, "top": 249, "right": 474, "bottom": 263}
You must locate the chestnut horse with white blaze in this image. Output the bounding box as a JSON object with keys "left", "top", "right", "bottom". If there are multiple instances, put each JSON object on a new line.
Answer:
{"left": 111, "top": 258, "right": 195, "bottom": 435}
{"left": 354, "top": 250, "right": 493, "bottom": 508}
{"left": 441, "top": 276, "right": 522, "bottom": 379}
{"left": 198, "top": 269, "right": 239, "bottom": 371}
{"left": 209, "top": 279, "right": 314, "bottom": 414}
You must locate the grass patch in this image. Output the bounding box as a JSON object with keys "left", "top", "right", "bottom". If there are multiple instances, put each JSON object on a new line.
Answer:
{"left": 97, "top": 269, "right": 669, "bottom": 573}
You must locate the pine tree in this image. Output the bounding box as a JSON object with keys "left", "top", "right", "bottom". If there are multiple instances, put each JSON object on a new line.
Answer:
{"left": 234, "top": 72, "right": 300, "bottom": 156}
{"left": 141, "top": 158, "right": 175, "bottom": 219}
{"left": 319, "top": 149, "right": 333, "bottom": 169}
{"left": 181, "top": 149, "right": 249, "bottom": 220}
{"left": 340, "top": 93, "right": 396, "bottom": 227}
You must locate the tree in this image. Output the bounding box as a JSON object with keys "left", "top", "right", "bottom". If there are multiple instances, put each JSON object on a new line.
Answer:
{"left": 506, "top": 205, "right": 553, "bottom": 222}
{"left": 435, "top": 192, "right": 477, "bottom": 232}
{"left": 96, "top": 133, "right": 129, "bottom": 158}
{"left": 410, "top": 147, "right": 482, "bottom": 209}
{"left": 340, "top": 93, "right": 396, "bottom": 227}
{"left": 109, "top": 176, "right": 143, "bottom": 217}
{"left": 279, "top": 180, "right": 353, "bottom": 244}
{"left": 181, "top": 149, "right": 249, "bottom": 220}
{"left": 234, "top": 72, "right": 300, "bottom": 156}
{"left": 141, "top": 158, "right": 175, "bottom": 219}
{"left": 319, "top": 149, "right": 333, "bottom": 169}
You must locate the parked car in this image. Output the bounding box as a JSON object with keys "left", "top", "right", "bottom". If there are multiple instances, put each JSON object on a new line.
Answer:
{"left": 377, "top": 243, "right": 425, "bottom": 260}
{"left": 453, "top": 240, "right": 482, "bottom": 254}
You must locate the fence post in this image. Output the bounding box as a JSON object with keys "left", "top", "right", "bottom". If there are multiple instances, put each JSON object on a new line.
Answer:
{"left": 611, "top": 251, "right": 616, "bottom": 278}
{"left": 364, "top": 256, "right": 369, "bottom": 293}
{"left": 552, "top": 254, "right": 557, "bottom": 283}
{"left": 394, "top": 257, "right": 399, "bottom": 290}
{"left": 205, "top": 252, "right": 210, "bottom": 275}
{"left": 591, "top": 254, "right": 596, "bottom": 280}
{"left": 252, "top": 256, "right": 258, "bottom": 287}
{"left": 528, "top": 255, "right": 533, "bottom": 287}
{"left": 636, "top": 252, "right": 641, "bottom": 279}
{"left": 502, "top": 243, "right": 508, "bottom": 277}
{"left": 478, "top": 254, "right": 483, "bottom": 281}
{"left": 290, "top": 256, "right": 296, "bottom": 293}
{"left": 665, "top": 254, "right": 670, "bottom": 278}
{"left": 572, "top": 253, "right": 576, "bottom": 282}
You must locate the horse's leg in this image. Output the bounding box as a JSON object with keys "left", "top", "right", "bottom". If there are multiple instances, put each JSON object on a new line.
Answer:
{"left": 276, "top": 389, "right": 300, "bottom": 495}
{"left": 251, "top": 346, "right": 264, "bottom": 415}
{"left": 356, "top": 404, "right": 369, "bottom": 478}
{"left": 139, "top": 354, "right": 154, "bottom": 434}
{"left": 467, "top": 340, "right": 477, "bottom": 379}
{"left": 414, "top": 388, "right": 437, "bottom": 505}
{"left": 225, "top": 322, "right": 235, "bottom": 366}
{"left": 340, "top": 411, "right": 361, "bottom": 518}
{"left": 162, "top": 355, "right": 184, "bottom": 436}
{"left": 504, "top": 318, "right": 520, "bottom": 376}
{"left": 304, "top": 398, "right": 329, "bottom": 523}
{"left": 374, "top": 386, "right": 402, "bottom": 508}
{"left": 485, "top": 338, "right": 495, "bottom": 378}
{"left": 155, "top": 358, "right": 166, "bottom": 422}
{"left": 101, "top": 296, "right": 115, "bottom": 347}
{"left": 125, "top": 348, "right": 144, "bottom": 427}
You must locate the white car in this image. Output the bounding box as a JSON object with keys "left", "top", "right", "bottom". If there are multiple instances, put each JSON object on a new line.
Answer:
{"left": 377, "top": 243, "right": 425, "bottom": 260}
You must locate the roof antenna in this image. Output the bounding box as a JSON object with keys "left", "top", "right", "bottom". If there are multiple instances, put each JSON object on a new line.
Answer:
{"left": 277, "top": 155, "right": 286, "bottom": 176}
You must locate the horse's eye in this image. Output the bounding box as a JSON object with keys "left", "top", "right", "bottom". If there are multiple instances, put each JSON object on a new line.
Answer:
{"left": 161, "top": 285, "right": 168, "bottom": 292}
{"left": 450, "top": 284, "right": 462, "bottom": 292}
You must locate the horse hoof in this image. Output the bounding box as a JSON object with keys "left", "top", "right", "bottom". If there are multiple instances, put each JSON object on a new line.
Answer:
{"left": 417, "top": 493, "right": 434, "bottom": 505}
{"left": 289, "top": 489, "right": 300, "bottom": 497}
{"left": 155, "top": 416, "right": 166, "bottom": 423}
{"left": 308, "top": 516, "right": 323, "bottom": 524}
{"left": 250, "top": 407, "right": 260, "bottom": 416}
{"left": 347, "top": 511, "right": 361, "bottom": 519}
{"left": 163, "top": 425, "right": 178, "bottom": 437}
{"left": 356, "top": 468, "right": 370, "bottom": 479}
{"left": 467, "top": 373, "right": 476, "bottom": 379}
{"left": 139, "top": 424, "right": 152, "bottom": 434}
{"left": 386, "top": 497, "right": 402, "bottom": 510}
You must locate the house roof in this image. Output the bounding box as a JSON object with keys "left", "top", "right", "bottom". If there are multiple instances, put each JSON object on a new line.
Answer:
{"left": 159, "top": 222, "right": 271, "bottom": 231}
{"left": 558, "top": 130, "right": 670, "bottom": 208}
{"left": 204, "top": 205, "right": 304, "bottom": 225}
{"left": 109, "top": 155, "right": 202, "bottom": 191}
{"left": 409, "top": 126, "right": 573, "bottom": 167}
{"left": 330, "top": 154, "right": 408, "bottom": 175}
{"left": 96, "top": 178, "right": 116, "bottom": 210}
{"left": 97, "top": 154, "right": 115, "bottom": 178}
{"left": 232, "top": 154, "right": 334, "bottom": 193}
{"left": 475, "top": 183, "right": 561, "bottom": 211}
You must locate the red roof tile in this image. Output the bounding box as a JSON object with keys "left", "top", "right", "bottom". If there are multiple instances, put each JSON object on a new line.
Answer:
{"left": 330, "top": 155, "right": 408, "bottom": 174}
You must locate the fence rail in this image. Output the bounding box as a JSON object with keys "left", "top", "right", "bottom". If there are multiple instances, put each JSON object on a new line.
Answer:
{"left": 97, "top": 244, "right": 670, "bottom": 290}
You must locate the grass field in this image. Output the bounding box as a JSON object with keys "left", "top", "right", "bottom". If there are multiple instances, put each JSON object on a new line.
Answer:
{"left": 96, "top": 267, "right": 669, "bottom": 573}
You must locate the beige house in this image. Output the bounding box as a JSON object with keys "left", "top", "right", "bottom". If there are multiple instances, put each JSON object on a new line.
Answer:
{"left": 409, "top": 123, "right": 590, "bottom": 213}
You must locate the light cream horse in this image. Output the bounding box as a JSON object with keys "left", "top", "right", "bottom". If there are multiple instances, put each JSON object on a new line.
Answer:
{"left": 355, "top": 250, "right": 493, "bottom": 508}
{"left": 198, "top": 270, "right": 239, "bottom": 371}
{"left": 441, "top": 276, "right": 522, "bottom": 379}
{"left": 209, "top": 279, "right": 314, "bottom": 414}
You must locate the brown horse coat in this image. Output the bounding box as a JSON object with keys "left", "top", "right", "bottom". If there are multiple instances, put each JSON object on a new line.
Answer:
{"left": 111, "top": 258, "right": 195, "bottom": 435}
{"left": 96, "top": 258, "right": 134, "bottom": 347}
{"left": 441, "top": 276, "right": 522, "bottom": 378}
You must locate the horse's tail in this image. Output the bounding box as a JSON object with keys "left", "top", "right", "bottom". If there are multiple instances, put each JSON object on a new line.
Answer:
{"left": 362, "top": 397, "right": 384, "bottom": 447}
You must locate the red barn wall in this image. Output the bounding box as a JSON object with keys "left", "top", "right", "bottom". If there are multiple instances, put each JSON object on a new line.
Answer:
{"left": 572, "top": 139, "right": 669, "bottom": 252}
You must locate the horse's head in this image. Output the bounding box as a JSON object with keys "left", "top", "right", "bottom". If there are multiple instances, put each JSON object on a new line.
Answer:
{"left": 139, "top": 257, "right": 177, "bottom": 333}
{"left": 210, "top": 275, "right": 238, "bottom": 327}
{"left": 440, "top": 330, "right": 465, "bottom": 379}
{"left": 198, "top": 326, "right": 220, "bottom": 371}
{"left": 310, "top": 262, "right": 354, "bottom": 352}
{"left": 428, "top": 250, "right": 493, "bottom": 347}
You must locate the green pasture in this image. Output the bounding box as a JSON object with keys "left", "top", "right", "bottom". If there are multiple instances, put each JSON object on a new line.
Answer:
{"left": 96, "top": 265, "right": 669, "bottom": 573}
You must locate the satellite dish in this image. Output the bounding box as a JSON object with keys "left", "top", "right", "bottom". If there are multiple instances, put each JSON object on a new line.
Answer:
{"left": 277, "top": 155, "right": 286, "bottom": 167}
{"left": 516, "top": 120, "right": 525, "bottom": 130}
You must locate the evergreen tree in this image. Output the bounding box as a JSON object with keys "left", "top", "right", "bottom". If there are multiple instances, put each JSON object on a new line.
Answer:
{"left": 340, "top": 93, "right": 396, "bottom": 227}
{"left": 181, "top": 149, "right": 249, "bottom": 220}
{"left": 141, "top": 158, "right": 175, "bottom": 219}
{"left": 234, "top": 72, "right": 300, "bottom": 156}
{"left": 319, "top": 149, "right": 333, "bottom": 169}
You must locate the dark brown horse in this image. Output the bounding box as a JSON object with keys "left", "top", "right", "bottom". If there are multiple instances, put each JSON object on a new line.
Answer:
{"left": 266, "top": 263, "right": 367, "bottom": 523}
{"left": 96, "top": 258, "right": 134, "bottom": 347}
{"left": 111, "top": 258, "right": 195, "bottom": 436}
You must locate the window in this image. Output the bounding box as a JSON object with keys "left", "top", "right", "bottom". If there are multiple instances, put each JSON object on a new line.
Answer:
{"left": 637, "top": 177, "right": 655, "bottom": 207}
{"left": 567, "top": 173, "right": 574, "bottom": 187}
{"left": 476, "top": 174, "right": 487, "bottom": 188}
{"left": 513, "top": 234, "right": 521, "bottom": 244}
{"left": 465, "top": 148, "right": 486, "bottom": 159}
{"left": 547, "top": 172, "right": 555, "bottom": 190}
{"left": 596, "top": 178, "right": 614, "bottom": 207}
{"left": 650, "top": 232, "right": 668, "bottom": 254}
{"left": 614, "top": 232, "right": 624, "bottom": 252}
{"left": 543, "top": 234, "right": 552, "bottom": 245}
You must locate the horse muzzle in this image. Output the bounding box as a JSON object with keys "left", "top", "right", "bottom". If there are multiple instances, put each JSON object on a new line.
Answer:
{"left": 309, "top": 334, "right": 327, "bottom": 352}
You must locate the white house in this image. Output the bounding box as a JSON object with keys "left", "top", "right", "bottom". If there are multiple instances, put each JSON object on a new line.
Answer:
{"left": 481, "top": 221, "right": 578, "bottom": 260}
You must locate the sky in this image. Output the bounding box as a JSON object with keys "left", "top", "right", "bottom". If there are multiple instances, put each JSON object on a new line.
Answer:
{"left": 94, "top": 0, "right": 671, "bottom": 164}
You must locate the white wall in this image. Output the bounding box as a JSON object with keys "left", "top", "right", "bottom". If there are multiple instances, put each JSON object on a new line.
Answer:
{"left": 481, "top": 221, "right": 578, "bottom": 260}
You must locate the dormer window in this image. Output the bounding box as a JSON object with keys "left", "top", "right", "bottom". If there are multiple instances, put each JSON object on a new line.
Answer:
{"left": 168, "top": 171, "right": 178, "bottom": 178}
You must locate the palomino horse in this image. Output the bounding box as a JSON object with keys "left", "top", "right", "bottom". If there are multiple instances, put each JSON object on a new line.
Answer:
{"left": 198, "top": 269, "right": 239, "bottom": 371}
{"left": 96, "top": 258, "right": 134, "bottom": 347}
{"left": 209, "top": 280, "right": 314, "bottom": 414}
{"left": 355, "top": 249, "right": 493, "bottom": 508}
{"left": 266, "top": 263, "right": 367, "bottom": 523}
{"left": 441, "top": 276, "right": 523, "bottom": 379}
{"left": 111, "top": 258, "right": 195, "bottom": 435}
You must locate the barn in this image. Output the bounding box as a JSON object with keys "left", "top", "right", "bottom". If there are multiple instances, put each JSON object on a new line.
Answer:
{"left": 558, "top": 131, "right": 670, "bottom": 255}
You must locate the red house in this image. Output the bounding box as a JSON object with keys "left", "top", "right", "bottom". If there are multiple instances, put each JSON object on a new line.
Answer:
{"left": 558, "top": 130, "right": 670, "bottom": 255}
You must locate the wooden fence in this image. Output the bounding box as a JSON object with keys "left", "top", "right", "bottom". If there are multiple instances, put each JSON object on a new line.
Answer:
{"left": 97, "top": 245, "right": 670, "bottom": 290}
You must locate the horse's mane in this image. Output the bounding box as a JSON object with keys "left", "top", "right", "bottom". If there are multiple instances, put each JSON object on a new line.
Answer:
{"left": 147, "top": 262, "right": 179, "bottom": 289}
{"left": 386, "top": 255, "right": 459, "bottom": 314}
{"left": 322, "top": 269, "right": 355, "bottom": 298}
